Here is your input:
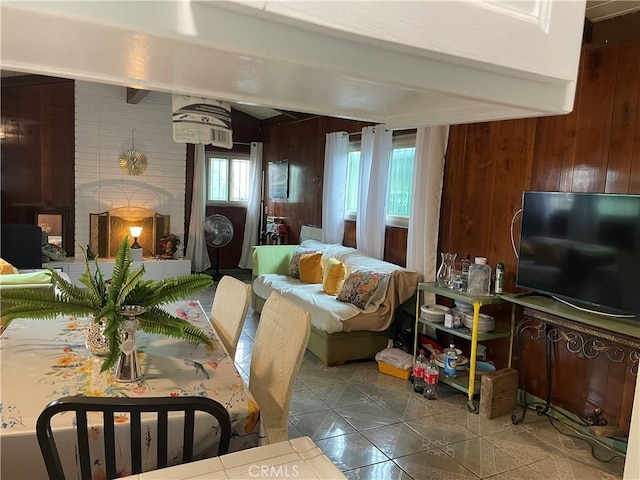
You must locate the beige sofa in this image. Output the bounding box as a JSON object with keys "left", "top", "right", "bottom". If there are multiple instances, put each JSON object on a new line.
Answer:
{"left": 252, "top": 240, "right": 420, "bottom": 365}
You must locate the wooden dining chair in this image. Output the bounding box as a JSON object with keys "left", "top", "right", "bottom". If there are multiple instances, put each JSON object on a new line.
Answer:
{"left": 36, "top": 395, "right": 232, "bottom": 480}
{"left": 250, "top": 291, "right": 311, "bottom": 443}
{"left": 209, "top": 275, "right": 251, "bottom": 359}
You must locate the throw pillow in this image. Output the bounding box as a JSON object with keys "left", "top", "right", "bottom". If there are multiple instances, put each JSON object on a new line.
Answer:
{"left": 337, "top": 270, "right": 388, "bottom": 310}
{"left": 322, "top": 257, "right": 346, "bottom": 295}
{"left": 288, "top": 247, "right": 318, "bottom": 279}
{"left": 299, "top": 252, "right": 323, "bottom": 284}
{"left": 0, "top": 258, "right": 18, "bottom": 275}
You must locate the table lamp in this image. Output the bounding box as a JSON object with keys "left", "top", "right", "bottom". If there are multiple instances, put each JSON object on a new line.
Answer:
{"left": 129, "top": 226, "right": 143, "bottom": 261}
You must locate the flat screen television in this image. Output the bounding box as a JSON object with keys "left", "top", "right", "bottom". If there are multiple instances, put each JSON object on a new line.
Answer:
{"left": 516, "top": 191, "right": 640, "bottom": 317}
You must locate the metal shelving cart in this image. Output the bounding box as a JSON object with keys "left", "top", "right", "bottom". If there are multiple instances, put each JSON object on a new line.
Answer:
{"left": 414, "top": 282, "right": 513, "bottom": 412}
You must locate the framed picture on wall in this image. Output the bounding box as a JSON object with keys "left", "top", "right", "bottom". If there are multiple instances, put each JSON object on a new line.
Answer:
{"left": 268, "top": 160, "right": 289, "bottom": 199}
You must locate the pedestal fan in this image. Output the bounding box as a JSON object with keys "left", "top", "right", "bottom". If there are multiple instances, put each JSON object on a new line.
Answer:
{"left": 203, "top": 214, "right": 234, "bottom": 280}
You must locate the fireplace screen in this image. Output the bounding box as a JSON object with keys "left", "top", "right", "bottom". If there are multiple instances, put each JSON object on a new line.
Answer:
{"left": 89, "top": 207, "right": 170, "bottom": 258}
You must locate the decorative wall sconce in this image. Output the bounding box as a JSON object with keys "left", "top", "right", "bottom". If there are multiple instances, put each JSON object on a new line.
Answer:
{"left": 120, "top": 128, "right": 148, "bottom": 176}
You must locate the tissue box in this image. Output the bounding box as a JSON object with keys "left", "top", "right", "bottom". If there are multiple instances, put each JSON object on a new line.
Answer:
{"left": 377, "top": 361, "right": 411, "bottom": 380}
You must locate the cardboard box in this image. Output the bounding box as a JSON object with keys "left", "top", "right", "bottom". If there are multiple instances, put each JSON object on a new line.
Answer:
{"left": 377, "top": 361, "right": 411, "bottom": 380}
{"left": 479, "top": 368, "right": 518, "bottom": 419}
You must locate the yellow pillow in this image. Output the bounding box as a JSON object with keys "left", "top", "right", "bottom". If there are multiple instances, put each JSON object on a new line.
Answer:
{"left": 299, "top": 252, "right": 323, "bottom": 284}
{"left": 322, "top": 257, "right": 346, "bottom": 295}
{"left": 0, "top": 258, "right": 18, "bottom": 275}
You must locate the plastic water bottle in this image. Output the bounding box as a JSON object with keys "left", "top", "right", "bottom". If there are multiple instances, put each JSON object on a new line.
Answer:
{"left": 424, "top": 354, "right": 439, "bottom": 400}
{"left": 467, "top": 257, "right": 491, "bottom": 295}
{"left": 444, "top": 344, "right": 458, "bottom": 378}
{"left": 413, "top": 349, "right": 427, "bottom": 394}
{"left": 461, "top": 254, "right": 472, "bottom": 291}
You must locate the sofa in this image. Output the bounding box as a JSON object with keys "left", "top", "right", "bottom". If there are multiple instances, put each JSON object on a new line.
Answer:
{"left": 252, "top": 240, "right": 421, "bottom": 365}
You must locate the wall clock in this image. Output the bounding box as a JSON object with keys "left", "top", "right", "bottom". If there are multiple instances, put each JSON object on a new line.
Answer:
{"left": 119, "top": 149, "right": 148, "bottom": 176}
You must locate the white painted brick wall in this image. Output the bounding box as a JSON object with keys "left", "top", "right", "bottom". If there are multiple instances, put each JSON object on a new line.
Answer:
{"left": 75, "top": 81, "right": 186, "bottom": 258}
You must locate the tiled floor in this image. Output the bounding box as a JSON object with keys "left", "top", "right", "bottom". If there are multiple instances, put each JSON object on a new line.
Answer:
{"left": 195, "top": 277, "right": 626, "bottom": 480}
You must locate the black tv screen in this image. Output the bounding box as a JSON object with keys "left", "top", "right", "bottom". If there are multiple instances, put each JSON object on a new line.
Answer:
{"left": 516, "top": 191, "right": 640, "bottom": 316}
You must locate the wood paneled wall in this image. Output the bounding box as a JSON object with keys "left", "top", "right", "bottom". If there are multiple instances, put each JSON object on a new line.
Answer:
{"left": 441, "top": 39, "right": 640, "bottom": 296}
{"left": 439, "top": 39, "right": 639, "bottom": 431}
{"left": 1, "top": 78, "right": 75, "bottom": 254}
{"left": 262, "top": 117, "right": 372, "bottom": 245}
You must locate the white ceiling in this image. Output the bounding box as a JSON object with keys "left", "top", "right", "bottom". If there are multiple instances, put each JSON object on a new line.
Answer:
{"left": 3, "top": 0, "right": 640, "bottom": 123}
{"left": 585, "top": 0, "right": 640, "bottom": 22}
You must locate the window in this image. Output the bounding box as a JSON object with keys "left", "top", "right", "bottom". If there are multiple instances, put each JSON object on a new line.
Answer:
{"left": 207, "top": 153, "right": 250, "bottom": 203}
{"left": 345, "top": 133, "right": 416, "bottom": 226}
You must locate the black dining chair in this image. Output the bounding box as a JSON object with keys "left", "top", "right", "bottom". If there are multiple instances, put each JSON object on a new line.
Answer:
{"left": 36, "top": 395, "right": 232, "bottom": 480}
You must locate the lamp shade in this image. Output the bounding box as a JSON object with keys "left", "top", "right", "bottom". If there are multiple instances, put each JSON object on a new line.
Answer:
{"left": 129, "top": 226, "right": 143, "bottom": 238}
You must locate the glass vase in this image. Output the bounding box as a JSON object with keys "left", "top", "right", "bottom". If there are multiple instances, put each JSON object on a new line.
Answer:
{"left": 436, "top": 252, "right": 457, "bottom": 287}
{"left": 114, "top": 306, "right": 145, "bottom": 383}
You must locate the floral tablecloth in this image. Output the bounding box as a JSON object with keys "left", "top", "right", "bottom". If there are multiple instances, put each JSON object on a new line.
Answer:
{"left": 0, "top": 301, "right": 261, "bottom": 480}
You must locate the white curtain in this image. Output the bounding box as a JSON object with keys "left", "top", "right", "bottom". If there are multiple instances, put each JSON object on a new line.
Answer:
{"left": 239, "top": 142, "right": 263, "bottom": 269}
{"left": 356, "top": 125, "right": 392, "bottom": 259}
{"left": 186, "top": 144, "right": 211, "bottom": 273}
{"left": 322, "top": 132, "right": 348, "bottom": 244}
{"left": 407, "top": 125, "right": 450, "bottom": 299}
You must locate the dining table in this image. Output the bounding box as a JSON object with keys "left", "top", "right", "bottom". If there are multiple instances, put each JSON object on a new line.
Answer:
{"left": 0, "top": 300, "right": 262, "bottom": 480}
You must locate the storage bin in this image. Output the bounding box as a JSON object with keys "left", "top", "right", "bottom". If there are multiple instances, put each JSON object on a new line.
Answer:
{"left": 377, "top": 361, "right": 411, "bottom": 380}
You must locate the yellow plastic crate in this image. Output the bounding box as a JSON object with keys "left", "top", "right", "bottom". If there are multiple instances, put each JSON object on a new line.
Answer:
{"left": 377, "top": 361, "right": 411, "bottom": 380}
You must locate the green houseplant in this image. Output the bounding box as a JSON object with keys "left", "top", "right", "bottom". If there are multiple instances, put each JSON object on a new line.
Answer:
{"left": 1, "top": 236, "right": 213, "bottom": 372}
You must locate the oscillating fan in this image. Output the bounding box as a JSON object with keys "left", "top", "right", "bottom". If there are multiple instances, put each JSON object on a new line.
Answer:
{"left": 203, "top": 214, "right": 234, "bottom": 280}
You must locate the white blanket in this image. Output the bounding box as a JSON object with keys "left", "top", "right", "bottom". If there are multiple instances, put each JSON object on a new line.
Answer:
{"left": 253, "top": 274, "right": 363, "bottom": 333}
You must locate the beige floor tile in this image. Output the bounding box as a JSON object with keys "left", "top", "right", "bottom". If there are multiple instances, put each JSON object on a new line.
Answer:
{"left": 311, "top": 384, "right": 372, "bottom": 408}
{"left": 297, "top": 368, "right": 350, "bottom": 389}
{"left": 289, "top": 410, "right": 356, "bottom": 440}
{"left": 361, "top": 423, "right": 432, "bottom": 459}
{"left": 522, "top": 416, "right": 625, "bottom": 477}
{"left": 443, "top": 437, "right": 524, "bottom": 478}
{"left": 482, "top": 427, "right": 563, "bottom": 464}
{"left": 334, "top": 403, "right": 402, "bottom": 431}
{"left": 315, "top": 432, "right": 388, "bottom": 471}
{"left": 374, "top": 390, "right": 461, "bottom": 421}
{"left": 406, "top": 413, "right": 478, "bottom": 447}
{"left": 528, "top": 454, "right": 623, "bottom": 480}
{"left": 344, "top": 460, "right": 414, "bottom": 480}
{"left": 393, "top": 449, "right": 479, "bottom": 479}
{"left": 452, "top": 412, "right": 514, "bottom": 437}
{"left": 483, "top": 464, "right": 538, "bottom": 480}
{"left": 288, "top": 389, "right": 331, "bottom": 416}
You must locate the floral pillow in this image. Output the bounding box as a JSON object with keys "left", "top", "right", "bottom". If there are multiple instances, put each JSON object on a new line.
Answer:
{"left": 288, "top": 247, "right": 319, "bottom": 279}
{"left": 337, "top": 270, "right": 388, "bottom": 310}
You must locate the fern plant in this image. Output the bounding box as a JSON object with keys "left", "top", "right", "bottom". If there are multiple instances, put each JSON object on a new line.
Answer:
{"left": 1, "top": 236, "right": 213, "bottom": 372}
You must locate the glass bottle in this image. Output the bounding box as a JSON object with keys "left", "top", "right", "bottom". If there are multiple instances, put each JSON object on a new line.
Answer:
{"left": 436, "top": 252, "right": 457, "bottom": 287}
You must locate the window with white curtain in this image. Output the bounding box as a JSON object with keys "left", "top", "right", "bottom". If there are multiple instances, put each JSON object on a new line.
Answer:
{"left": 344, "top": 132, "right": 416, "bottom": 227}
{"left": 207, "top": 153, "right": 250, "bottom": 204}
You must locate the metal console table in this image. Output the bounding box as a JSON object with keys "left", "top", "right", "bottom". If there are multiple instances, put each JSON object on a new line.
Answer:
{"left": 503, "top": 293, "right": 640, "bottom": 429}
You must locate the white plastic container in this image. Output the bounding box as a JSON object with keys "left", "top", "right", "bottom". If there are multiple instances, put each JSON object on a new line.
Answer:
{"left": 467, "top": 257, "right": 491, "bottom": 295}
